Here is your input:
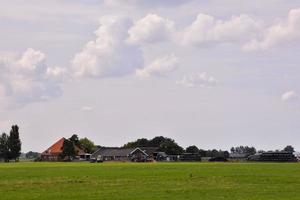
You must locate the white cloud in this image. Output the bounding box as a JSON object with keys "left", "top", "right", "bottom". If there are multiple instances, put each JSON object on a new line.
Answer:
{"left": 46, "top": 66, "right": 67, "bottom": 81}
{"left": 72, "top": 16, "right": 143, "bottom": 78}
{"left": 127, "top": 14, "right": 174, "bottom": 44}
{"left": 136, "top": 54, "right": 178, "bottom": 78}
{"left": 244, "top": 8, "right": 300, "bottom": 51}
{"left": 177, "top": 72, "right": 217, "bottom": 88}
{"left": 81, "top": 106, "right": 94, "bottom": 112}
{"left": 17, "top": 48, "right": 46, "bottom": 71}
{"left": 281, "top": 91, "right": 299, "bottom": 102}
{"left": 182, "top": 13, "right": 261, "bottom": 46}
{"left": 0, "top": 49, "right": 63, "bottom": 107}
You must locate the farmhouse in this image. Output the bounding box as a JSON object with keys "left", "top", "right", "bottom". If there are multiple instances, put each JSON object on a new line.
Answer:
{"left": 41, "top": 138, "right": 85, "bottom": 161}
{"left": 130, "top": 147, "right": 159, "bottom": 162}
{"left": 92, "top": 147, "right": 163, "bottom": 162}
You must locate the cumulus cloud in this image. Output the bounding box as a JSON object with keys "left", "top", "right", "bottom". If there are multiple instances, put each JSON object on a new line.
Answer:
{"left": 128, "top": 14, "right": 175, "bottom": 44}
{"left": 182, "top": 13, "right": 261, "bottom": 46}
{"left": 0, "top": 49, "right": 63, "bottom": 107}
{"left": 281, "top": 91, "right": 299, "bottom": 102}
{"left": 177, "top": 72, "right": 217, "bottom": 88}
{"left": 17, "top": 48, "right": 46, "bottom": 71}
{"left": 244, "top": 8, "right": 300, "bottom": 51}
{"left": 136, "top": 54, "right": 178, "bottom": 78}
{"left": 72, "top": 16, "right": 143, "bottom": 78}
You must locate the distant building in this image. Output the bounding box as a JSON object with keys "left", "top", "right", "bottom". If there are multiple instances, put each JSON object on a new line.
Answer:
{"left": 91, "top": 147, "right": 164, "bottom": 162}
{"left": 294, "top": 152, "right": 300, "bottom": 161}
{"left": 41, "top": 138, "right": 85, "bottom": 161}
{"left": 179, "top": 153, "right": 201, "bottom": 161}
{"left": 209, "top": 157, "right": 228, "bottom": 162}
{"left": 92, "top": 147, "right": 134, "bottom": 161}
{"left": 153, "top": 152, "right": 169, "bottom": 161}
{"left": 248, "top": 151, "right": 297, "bottom": 162}
{"left": 229, "top": 153, "right": 249, "bottom": 161}
{"left": 130, "top": 147, "right": 160, "bottom": 162}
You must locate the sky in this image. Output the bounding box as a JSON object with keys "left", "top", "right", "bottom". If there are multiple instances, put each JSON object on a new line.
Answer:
{"left": 1, "top": 0, "right": 300, "bottom": 152}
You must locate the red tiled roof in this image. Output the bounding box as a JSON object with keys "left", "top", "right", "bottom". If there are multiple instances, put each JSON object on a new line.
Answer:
{"left": 42, "top": 138, "right": 65, "bottom": 155}
{"left": 42, "top": 137, "right": 86, "bottom": 156}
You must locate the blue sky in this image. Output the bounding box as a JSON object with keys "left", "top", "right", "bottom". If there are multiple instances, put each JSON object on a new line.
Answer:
{"left": 1, "top": 0, "right": 300, "bottom": 152}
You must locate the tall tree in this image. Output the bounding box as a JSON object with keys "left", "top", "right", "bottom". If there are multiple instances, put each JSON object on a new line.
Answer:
{"left": 0, "top": 133, "right": 10, "bottom": 162}
{"left": 69, "top": 134, "right": 80, "bottom": 147}
{"left": 283, "top": 145, "right": 295, "bottom": 153}
{"left": 223, "top": 151, "right": 230, "bottom": 158}
{"left": 230, "top": 146, "right": 256, "bottom": 156}
{"left": 158, "top": 138, "right": 184, "bottom": 155}
{"left": 149, "top": 136, "right": 165, "bottom": 147}
{"left": 123, "top": 138, "right": 150, "bottom": 148}
{"left": 79, "top": 137, "right": 95, "bottom": 153}
{"left": 186, "top": 145, "right": 199, "bottom": 154}
{"left": 8, "top": 125, "right": 21, "bottom": 161}
{"left": 60, "top": 139, "right": 76, "bottom": 160}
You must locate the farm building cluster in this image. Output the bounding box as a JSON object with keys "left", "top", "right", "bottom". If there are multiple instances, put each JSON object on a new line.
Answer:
{"left": 40, "top": 138, "right": 298, "bottom": 162}
{"left": 41, "top": 138, "right": 198, "bottom": 162}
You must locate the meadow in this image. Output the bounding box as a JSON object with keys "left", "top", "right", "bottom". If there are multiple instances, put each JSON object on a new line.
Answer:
{"left": 0, "top": 162, "right": 300, "bottom": 200}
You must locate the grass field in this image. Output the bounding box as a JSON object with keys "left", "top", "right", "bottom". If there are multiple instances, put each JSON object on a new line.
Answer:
{"left": 0, "top": 162, "right": 300, "bottom": 200}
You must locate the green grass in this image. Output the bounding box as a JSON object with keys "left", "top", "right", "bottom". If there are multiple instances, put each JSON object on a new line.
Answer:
{"left": 0, "top": 162, "right": 300, "bottom": 200}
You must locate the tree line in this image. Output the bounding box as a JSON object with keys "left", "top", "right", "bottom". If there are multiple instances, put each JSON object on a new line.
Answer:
{"left": 123, "top": 136, "right": 184, "bottom": 155}
{"left": 0, "top": 125, "right": 22, "bottom": 162}
{"left": 123, "top": 136, "right": 296, "bottom": 158}
{"left": 123, "top": 136, "right": 229, "bottom": 157}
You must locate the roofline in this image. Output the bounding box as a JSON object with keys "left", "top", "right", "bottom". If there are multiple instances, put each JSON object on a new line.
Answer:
{"left": 91, "top": 147, "right": 102, "bottom": 156}
{"left": 42, "top": 137, "right": 65, "bottom": 154}
{"left": 130, "top": 147, "right": 149, "bottom": 156}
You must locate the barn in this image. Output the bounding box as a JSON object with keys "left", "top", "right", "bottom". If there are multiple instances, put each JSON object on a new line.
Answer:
{"left": 92, "top": 147, "right": 162, "bottom": 162}
{"left": 91, "top": 147, "right": 134, "bottom": 161}
{"left": 41, "top": 138, "right": 85, "bottom": 161}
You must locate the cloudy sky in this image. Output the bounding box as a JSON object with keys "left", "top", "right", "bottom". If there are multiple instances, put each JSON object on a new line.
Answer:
{"left": 1, "top": 0, "right": 300, "bottom": 152}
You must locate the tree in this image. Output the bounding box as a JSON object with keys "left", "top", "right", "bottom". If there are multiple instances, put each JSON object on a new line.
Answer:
{"left": 123, "top": 136, "right": 184, "bottom": 155}
{"left": 158, "top": 138, "right": 184, "bottom": 155}
{"left": 149, "top": 136, "right": 165, "bottom": 147}
{"left": 60, "top": 134, "right": 92, "bottom": 160}
{"left": 230, "top": 147, "right": 235, "bottom": 153}
{"left": 69, "top": 134, "right": 80, "bottom": 147}
{"left": 186, "top": 145, "right": 199, "bottom": 154}
{"left": 283, "top": 145, "right": 295, "bottom": 153}
{"left": 8, "top": 125, "right": 21, "bottom": 161}
{"left": 199, "top": 149, "right": 206, "bottom": 157}
{"left": 204, "top": 149, "right": 228, "bottom": 158}
{"left": 230, "top": 146, "right": 256, "bottom": 156}
{"left": 123, "top": 138, "right": 150, "bottom": 148}
{"left": 223, "top": 151, "right": 230, "bottom": 158}
{"left": 211, "top": 149, "right": 219, "bottom": 157}
{"left": 0, "top": 133, "right": 10, "bottom": 162}
{"left": 60, "top": 139, "right": 76, "bottom": 160}
{"left": 79, "top": 137, "right": 95, "bottom": 153}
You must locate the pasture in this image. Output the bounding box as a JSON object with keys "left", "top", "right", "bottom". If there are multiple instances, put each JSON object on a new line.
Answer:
{"left": 0, "top": 162, "right": 300, "bottom": 200}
